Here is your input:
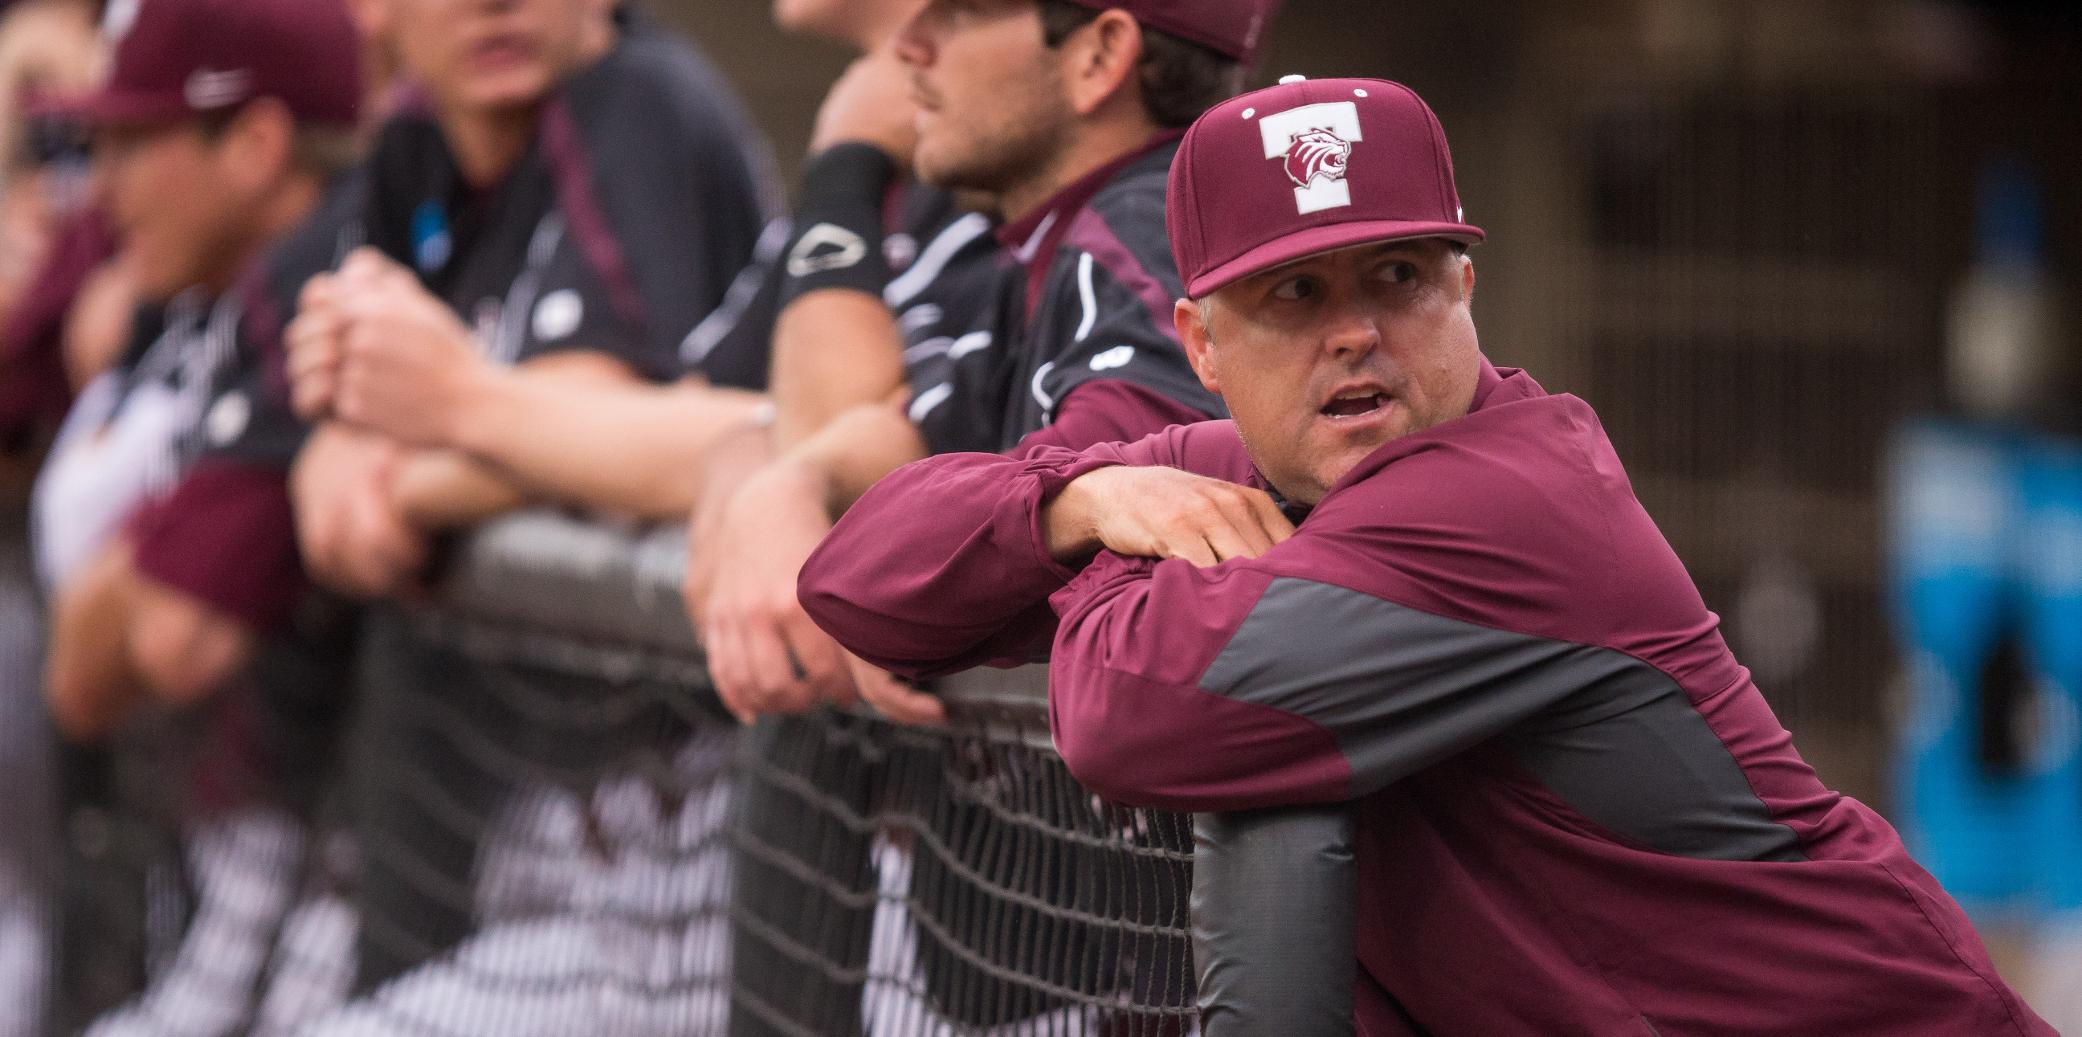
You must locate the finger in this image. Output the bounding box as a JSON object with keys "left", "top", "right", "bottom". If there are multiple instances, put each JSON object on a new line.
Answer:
{"left": 1210, "top": 493, "right": 1277, "bottom": 559}
{"left": 291, "top": 370, "right": 335, "bottom": 421}
{"left": 853, "top": 658, "right": 945, "bottom": 727}
{"left": 740, "top": 612, "right": 812, "bottom": 715}
{"left": 297, "top": 272, "right": 336, "bottom": 314}
{"left": 1244, "top": 490, "right": 1298, "bottom": 544}
{"left": 781, "top": 612, "right": 852, "bottom": 703}
{"left": 701, "top": 619, "right": 758, "bottom": 725}
{"left": 1157, "top": 521, "right": 1219, "bottom": 567}
{"left": 1198, "top": 507, "right": 1264, "bottom": 563}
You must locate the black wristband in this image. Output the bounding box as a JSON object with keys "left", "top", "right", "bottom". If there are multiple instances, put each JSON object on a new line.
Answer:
{"left": 779, "top": 143, "right": 899, "bottom": 307}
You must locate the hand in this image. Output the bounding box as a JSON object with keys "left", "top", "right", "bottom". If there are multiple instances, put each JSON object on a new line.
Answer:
{"left": 285, "top": 271, "right": 347, "bottom": 419}
{"left": 808, "top": 46, "right": 919, "bottom": 163}
{"left": 291, "top": 426, "right": 428, "bottom": 599}
{"left": 59, "top": 256, "right": 138, "bottom": 390}
{"left": 1044, "top": 465, "right": 1296, "bottom": 567}
{"left": 692, "top": 459, "right": 855, "bottom": 722}
{"left": 328, "top": 250, "right": 488, "bottom": 446}
{"left": 850, "top": 654, "right": 945, "bottom": 727}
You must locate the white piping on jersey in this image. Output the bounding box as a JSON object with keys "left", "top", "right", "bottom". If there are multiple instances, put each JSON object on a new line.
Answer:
{"left": 947, "top": 330, "right": 992, "bottom": 360}
{"left": 1013, "top": 211, "right": 1058, "bottom": 264}
{"left": 683, "top": 217, "right": 791, "bottom": 368}
{"left": 902, "top": 336, "right": 951, "bottom": 367}
{"left": 1073, "top": 252, "right": 1099, "bottom": 343}
{"left": 885, "top": 212, "right": 991, "bottom": 309}
{"left": 907, "top": 382, "right": 954, "bottom": 423}
{"left": 896, "top": 302, "right": 942, "bottom": 339}
{"left": 1030, "top": 361, "right": 1057, "bottom": 419}
{"left": 490, "top": 213, "right": 567, "bottom": 365}
{"left": 902, "top": 330, "right": 991, "bottom": 371}
{"left": 126, "top": 290, "right": 240, "bottom": 490}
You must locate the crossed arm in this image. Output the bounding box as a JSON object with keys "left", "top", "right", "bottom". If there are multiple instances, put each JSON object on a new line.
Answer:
{"left": 804, "top": 433, "right": 1580, "bottom": 813}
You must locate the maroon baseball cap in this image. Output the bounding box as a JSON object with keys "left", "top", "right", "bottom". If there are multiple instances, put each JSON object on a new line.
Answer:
{"left": 1059, "top": 0, "right": 1281, "bottom": 62}
{"left": 49, "top": 0, "right": 360, "bottom": 129}
{"left": 1168, "top": 76, "right": 1484, "bottom": 298}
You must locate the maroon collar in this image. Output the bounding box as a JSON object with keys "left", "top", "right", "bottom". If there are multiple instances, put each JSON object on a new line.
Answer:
{"left": 995, "top": 129, "right": 1188, "bottom": 265}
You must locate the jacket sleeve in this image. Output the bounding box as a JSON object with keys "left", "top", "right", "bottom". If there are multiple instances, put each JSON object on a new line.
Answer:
{"left": 1045, "top": 498, "right": 1596, "bottom": 813}
{"left": 798, "top": 429, "right": 1191, "bottom": 679}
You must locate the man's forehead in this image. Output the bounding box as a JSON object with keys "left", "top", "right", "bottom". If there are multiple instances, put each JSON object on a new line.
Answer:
{"left": 1233, "top": 238, "right": 1451, "bottom": 285}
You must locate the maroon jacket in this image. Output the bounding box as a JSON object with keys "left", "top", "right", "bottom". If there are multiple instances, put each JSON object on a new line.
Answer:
{"left": 801, "top": 361, "right": 2050, "bottom": 1035}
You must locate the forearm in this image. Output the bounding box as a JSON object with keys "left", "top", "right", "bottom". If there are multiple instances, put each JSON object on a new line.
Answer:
{"left": 769, "top": 291, "right": 906, "bottom": 451}
{"left": 798, "top": 444, "right": 1119, "bottom": 679}
{"left": 44, "top": 542, "right": 145, "bottom": 742}
{"left": 768, "top": 141, "right": 907, "bottom": 449}
{"left": 390, "top": 448, "right": 531, "bottom": 531}
{"left": 450, "top": 373, "right": 769, "bottom": 520}
{"left": 789, "top": 399, "right": 929, "bottom": 514}
{"left": 1047, "top": 557, "right": 1353, "bottom": 812}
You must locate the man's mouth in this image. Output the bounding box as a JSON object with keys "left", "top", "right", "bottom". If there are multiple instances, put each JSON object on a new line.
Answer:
{"left": 1321, "top": 389, "right": 1389, "bottom": 419}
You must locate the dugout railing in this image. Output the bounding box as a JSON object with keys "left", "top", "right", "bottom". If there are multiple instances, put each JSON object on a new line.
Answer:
{"left": 42, "top": 509, "right": 1357, "bottom": 1036}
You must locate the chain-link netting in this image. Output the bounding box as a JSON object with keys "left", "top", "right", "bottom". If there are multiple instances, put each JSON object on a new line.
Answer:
{"left": 317, "top": 605, "right": 735, "bottom": 1037}
{"left": 729, "top": 710, "right": 1196, "bottom": 1037}
{"left": 39, "top": 514, "right": 1210, "bottom": 1036}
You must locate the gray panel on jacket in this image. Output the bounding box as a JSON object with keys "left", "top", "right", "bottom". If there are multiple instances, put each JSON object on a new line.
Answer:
{"left": 1196, "top": 577, "right": 1803, "bottom": 862}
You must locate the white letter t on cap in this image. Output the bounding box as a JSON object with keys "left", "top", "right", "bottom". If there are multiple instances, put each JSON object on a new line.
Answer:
{"left": 1260, "top": 102, "right": 1362, "bottom": 215}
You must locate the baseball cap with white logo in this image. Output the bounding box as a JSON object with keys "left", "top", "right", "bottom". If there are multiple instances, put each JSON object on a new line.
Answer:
{"left": 1167, "top": 76, "right": 1484, "bottom": 298}
{"left": 47, "top": 0, "right": 359, "bottom": 129}
{"left": 1057, "top": 0, "right": 1283, "bottom": 63}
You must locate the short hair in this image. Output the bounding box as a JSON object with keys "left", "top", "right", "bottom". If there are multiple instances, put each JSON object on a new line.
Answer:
{"left": 1037, "top": 1, "right": 1245, "bottom": 129}
{"left": 197, "top": 101, "right": 363, "bottom": 179}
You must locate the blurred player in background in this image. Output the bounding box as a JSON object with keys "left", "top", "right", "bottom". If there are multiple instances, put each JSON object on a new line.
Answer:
{"left": 0, "top": 4, "right": 105, "bottom": 1031}
{"left": 708, "top": 2, "right": 1272, "bottom": 1032}
{"left": 692, "top": 0, "right": 1274, "bottom": 724}
{"left": 805, "top": 76, "right": 2056, "bottom": 1035}
{"left": 23, "top": 0, "right": 368, "bottom": 1032}
{"left": 36, "top": 0, "right": 365, "bottom": 745}
{"left": 284, "top": 0, "right": 770, "bottom": 597}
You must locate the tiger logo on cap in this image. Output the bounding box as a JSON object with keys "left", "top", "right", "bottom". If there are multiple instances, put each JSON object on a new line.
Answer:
{"left": 1283, "top": 129, "right": 1351, "bottom": 190}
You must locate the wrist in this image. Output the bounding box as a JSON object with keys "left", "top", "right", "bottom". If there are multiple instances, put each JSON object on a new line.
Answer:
{"left": 765, "top": 452, "right": 839, "bottom": 518}
{"left": 781, "top": 144, "right": 897, "bottom": 308}
{"left": 444, "top": 361, "right": 512, "bottom": 456}
{"left": 799, "top": 142, "right": 898, "bottom": 208}
{"left": 1042, "top": 472, "right": 1105, "bottom": 562}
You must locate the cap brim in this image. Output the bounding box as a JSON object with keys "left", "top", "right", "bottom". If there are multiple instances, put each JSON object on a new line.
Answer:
{"left": 1187, "top": 219, "right": 1486, "bottom": 298}
{"left": 28, "top": 87, "right": 194, "bottom": 129}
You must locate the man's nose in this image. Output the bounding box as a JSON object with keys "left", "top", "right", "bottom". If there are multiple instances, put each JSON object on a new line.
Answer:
{"left": 1323, "top": 313, "right": 1380, "bottom": 360}
{"left": 892, "top": 11, "right": 935, "bottom": 68}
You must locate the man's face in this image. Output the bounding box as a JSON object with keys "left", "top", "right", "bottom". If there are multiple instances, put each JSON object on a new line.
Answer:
{"left": 1179, "top": 239, "right": 1483, "bottom": 506}
{"left": 387, "top": 0, "right": 609, "bottom": 116}
{"left": 95, "top": 121, "right": 249, "bottom": 300}
{"left": 893, "top": 0, "right": 1070, "bottom": 199}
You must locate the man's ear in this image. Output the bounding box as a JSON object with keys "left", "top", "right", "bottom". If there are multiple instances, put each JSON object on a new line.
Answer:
{"left": 216, "top": 98, "right": 295, "bottom": 193}
{"left": 1460, "top": 253, "right": 1476, "bottom": 301}
{"left": 1174, "top": 297, "right": 1221, "bottom": 396}
{"left": 1060, "top": 9, "right": 1142, "bottom": 119}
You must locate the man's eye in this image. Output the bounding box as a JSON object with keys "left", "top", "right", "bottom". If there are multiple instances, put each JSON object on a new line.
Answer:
{"left": 1272, "top": 278, "right": 1316, "bottom": 301}
{"left": 1377, "top": 262, "right": 1417, "bottom": 284}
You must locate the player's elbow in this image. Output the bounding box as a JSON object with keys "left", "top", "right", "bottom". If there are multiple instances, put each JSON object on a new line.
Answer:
{"left": 1050, "top": 699, "right": 1177, "bottom": 809}
{"left": 128, "top": 596, "right": 254, "bottom": 706}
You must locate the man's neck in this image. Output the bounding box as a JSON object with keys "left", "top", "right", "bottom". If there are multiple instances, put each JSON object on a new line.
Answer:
{"left": 997, "top": 116, "right": 1161, "bottom": 226}
{"left": 442, "top": 103, "right": 541, "bottom": 188}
